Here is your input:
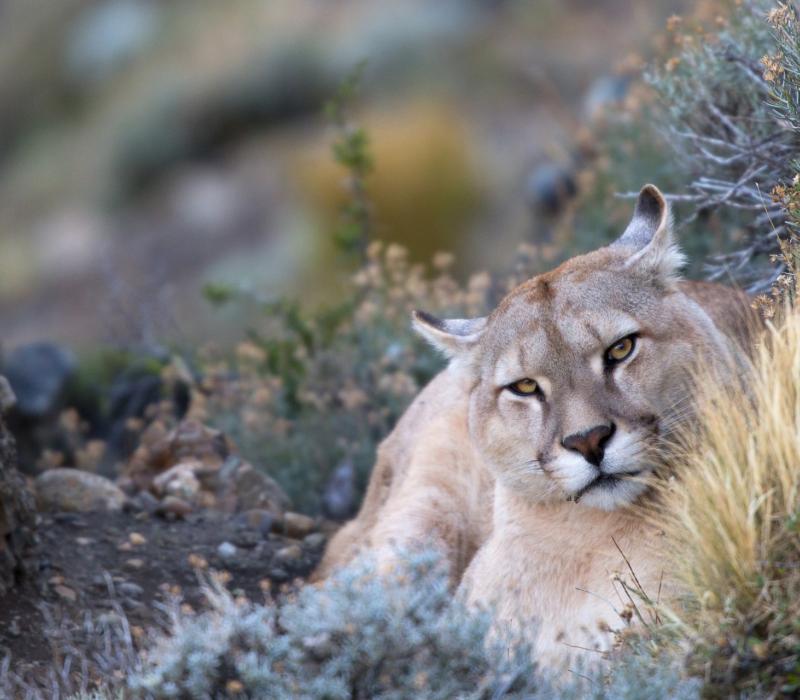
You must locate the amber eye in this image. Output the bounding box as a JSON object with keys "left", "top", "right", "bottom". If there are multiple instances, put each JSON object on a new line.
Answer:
{"left": 605, "top": 335, "right": 637, "bottom": 364}
{"left": 506, "top": 378, "right": 540, "bottom": 397}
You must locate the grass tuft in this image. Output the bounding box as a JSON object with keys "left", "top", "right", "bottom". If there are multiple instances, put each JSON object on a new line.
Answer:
{"left": 661, "top": 302, "right": 800, "bottom": 695}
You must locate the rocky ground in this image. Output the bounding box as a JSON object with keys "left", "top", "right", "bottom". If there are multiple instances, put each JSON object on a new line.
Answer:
{"left": 0, "top": 365, "right": 338, "bottom": 689}
{"left": 0, "top": 506, "right": 328, "bottom": 682}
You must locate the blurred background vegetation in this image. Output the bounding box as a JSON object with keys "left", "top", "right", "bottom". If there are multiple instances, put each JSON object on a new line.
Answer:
{"left": 1, "top": 0, "right": 794, "bottom": 514}
{"left": 0, "top": 0, "right": 686, "bottom": 350}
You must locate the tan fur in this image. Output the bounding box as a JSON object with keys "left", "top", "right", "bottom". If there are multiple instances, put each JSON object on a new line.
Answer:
{"left": 313, "top": 185, "right": 759, "bottom": 669}
{"left": 312, "top": 367, "right": 493, "bottom": 583}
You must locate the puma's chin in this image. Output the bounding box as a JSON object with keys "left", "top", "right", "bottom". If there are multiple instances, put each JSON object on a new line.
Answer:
{"left": 572, "top": 473, "right": 650, "bottom": 511}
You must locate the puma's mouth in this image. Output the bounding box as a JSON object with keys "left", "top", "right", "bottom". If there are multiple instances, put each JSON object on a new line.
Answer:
{"left": 573, "top": 470, "right": 642, "bottom": 503}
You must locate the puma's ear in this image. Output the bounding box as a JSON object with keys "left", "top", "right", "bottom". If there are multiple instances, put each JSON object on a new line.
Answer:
{"left": 412, "top": 310, "right": 486, "bottom": 358}
{"left": 612, "top": 184, "right": 685, "bottom": 281}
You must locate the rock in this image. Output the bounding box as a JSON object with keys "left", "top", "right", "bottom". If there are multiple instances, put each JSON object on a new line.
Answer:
{"left": 275, "top": 544, "right": 302, "bottom": 562}
{"left": 127, "top": 490, "right": 159, "bottom": 514}
{"left": 97, "top": 612, "right": 124, "bottom": 627}
{"left": 0, "top": 377, "right": 16, "bottom": 414}
{"left": 125, "top": 558, "right": 145, "bottom": 570}
{"left": 235, "top": 508, "right": 275, "bottom": 537}
{"left": 156, "top": 496, "right": 192, "bottom": 519}
{"left": 303, "top": 532, "right": 327, "bottom": 549}
{"left": 268, "top": 567, "right": 289, "bottom": 583}
{"left": 231, "top": 530, "right": 259, "bottom": 549}
{"left": 102, "top": 371, "right": 164, "bottom": 474}
{"left": 128, "top": 532, "right": 146, "bottom": 546}
{"left": 124, "top": 419, "right": 229, "bottom": 492}
{"left": 118, "top": 581, "right": 143, "bottom": 598}
{"left": 217, "top": 542, "right": 237, "bottom": 560}
{"left": 54, "top": 584, "right": 77, "bottom": 602}
{"left": 35, "top": 468, "right": 126, "bottom": 513}
{"left": 322, "top": 459, "right": 356, "bottom": 520}
{"left": 281, "top": 512, "right": 315, "bottom": 539}
{"left": 152, "top": 461, "right": 201, "bottom": 502}
{"left": 216, "top": 457, "right": 289, "bottom": 515}
{"left": 3, "top": 343, "right": 76, "bottom": 419}
{"left": 524, "top": 162, "right": 576, "bottom": 218}
{"left": 0, "top": 403, "right": 37, "bottom": 597}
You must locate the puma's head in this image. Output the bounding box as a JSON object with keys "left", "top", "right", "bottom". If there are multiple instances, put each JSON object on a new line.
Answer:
{"left": 414, "top": 185, "right": 739, "bottom": 510}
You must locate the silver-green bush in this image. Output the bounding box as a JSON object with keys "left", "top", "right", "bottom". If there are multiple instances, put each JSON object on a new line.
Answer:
{"left": 130, "top": 550, "right": 698, "bottom": 700}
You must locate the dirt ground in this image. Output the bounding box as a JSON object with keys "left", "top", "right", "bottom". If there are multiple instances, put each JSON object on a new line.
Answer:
{"left": 0, "top": 507, "right": 325, "bottom": 683}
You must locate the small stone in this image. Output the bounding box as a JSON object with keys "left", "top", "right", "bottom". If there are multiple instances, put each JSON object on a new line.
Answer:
{"left": 122, "top": 597, "right": 144, "bottom": 611}
{"left": 303, "top": 532, "right": 327, "bottom": 549}
{"left": 54, "top": 584, "right": 77, "bottom": 602}
{"left": 275, "top": 544, "right": 302, "bottom": 562}
{"left": 236, "top": 508, "right": 275, "bottom": 537}
{"left": 281, "top": 512, "right": 315, "bottom": 539}
{"left": 125, "top": 558, "right": 145, "bottom": 570}
{"left": 322, "top": 460, "right": 355, "bottom": 520}
{"left": 152, "top": 461, "right": 202, "bottom": 501}
{"left": 4, "top": 342, "right": 76, "bottom": 418}
{"left": 35, "top": 468, "right": 126, "bottom": 513}
{"left": 129, "top": 532, "right": 147, "bottom": 546}
{"left": 217, "top": 542, "right": 237, "bottom": 560}
{"left": 118, "top": 582, "right": 144, "bottom": 598}
{"left": 48, "top": 574, "right": 65, "bottom": 586}
{"left": 214, "top": 459, "right": 288, "bottom": 514}
{"left": 75, "top": 536, "right": 94, "bottom": 546}
{"left": 97, "top": 612, "right": 124, "bottom": 627}
{"left": 268, "top": 567, "right": 289, "bottom": 582}
{"left": 156, "top": 496, "right": 192, "bottom": 519}
{"left": 117, "top": 541, "right": 133, "bottom": 552}
{"left": 129, "top": 490, "right": 159, "bottom": 514}
{"left": 231, "top": 530, "right": 259, "bottom": 549}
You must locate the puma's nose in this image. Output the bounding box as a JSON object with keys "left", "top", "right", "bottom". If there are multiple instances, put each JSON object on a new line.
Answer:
{"left": 561, "top": 423, "right": 616, "bottom": 467}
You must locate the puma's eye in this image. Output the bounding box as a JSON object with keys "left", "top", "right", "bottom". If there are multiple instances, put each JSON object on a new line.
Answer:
{"left": 605, "top": 335, "right": 637, "bottom": 364}
{"left": 506, "top": 378, "right": 540, "bottom": 397}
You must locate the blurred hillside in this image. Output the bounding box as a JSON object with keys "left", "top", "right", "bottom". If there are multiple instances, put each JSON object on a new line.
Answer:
{"left": 0, "top": 0, "right": 685, "bottom": 350}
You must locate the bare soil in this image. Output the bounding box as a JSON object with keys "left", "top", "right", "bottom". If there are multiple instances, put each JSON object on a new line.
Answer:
{"left": 0, "top": 508, "right": 324, "bottom": 682}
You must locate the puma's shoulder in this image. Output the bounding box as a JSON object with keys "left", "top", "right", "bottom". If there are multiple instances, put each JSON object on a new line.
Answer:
{"left": 314, "top": 364, "right": 491, "bottom": 579}
{"left": 678, "top": 279, "right": 760, "bottom": 351}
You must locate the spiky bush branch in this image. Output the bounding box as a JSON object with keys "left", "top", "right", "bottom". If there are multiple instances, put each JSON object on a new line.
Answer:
{"left": 639, "top": 1, "right": 800, "bottom": 291}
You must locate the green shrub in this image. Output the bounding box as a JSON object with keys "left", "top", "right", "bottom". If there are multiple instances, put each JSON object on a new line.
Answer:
{"left": 195, "top": 244, "right": 498, "bottom": 512}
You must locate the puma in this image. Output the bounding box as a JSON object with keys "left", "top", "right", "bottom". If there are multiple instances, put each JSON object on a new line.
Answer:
{"left": 313, "top": 185, "right": 757, "bottom": 667}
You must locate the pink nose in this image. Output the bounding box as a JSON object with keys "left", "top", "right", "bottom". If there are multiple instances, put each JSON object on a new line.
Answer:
{"left": 561, "top": 423, "right": 616, "bottom": 467}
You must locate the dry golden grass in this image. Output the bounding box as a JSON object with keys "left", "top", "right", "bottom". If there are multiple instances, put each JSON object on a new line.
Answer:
{"left": 660, "top": 305, "right": 800, "bottom": 693}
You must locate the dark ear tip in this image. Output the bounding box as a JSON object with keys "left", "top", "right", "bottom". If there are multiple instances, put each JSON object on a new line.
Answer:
{"left": 412, "top": 309, "right": 444, "bottom": 330}
{"left": 637, "top": 184, "right": 665, "bottom": 216}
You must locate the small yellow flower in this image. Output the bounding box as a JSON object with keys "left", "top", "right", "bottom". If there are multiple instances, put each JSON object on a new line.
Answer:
{"left": 767, "top": 4, "right": 794, "bottom": 28}
{"left": 760, "top": 53, "right": 785, "bottom": 82}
